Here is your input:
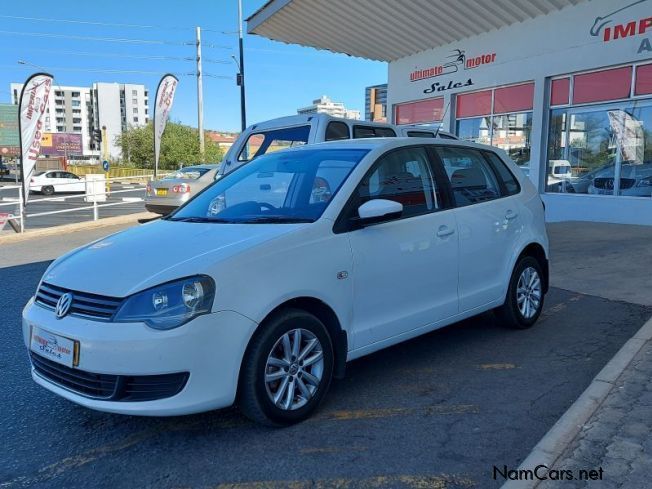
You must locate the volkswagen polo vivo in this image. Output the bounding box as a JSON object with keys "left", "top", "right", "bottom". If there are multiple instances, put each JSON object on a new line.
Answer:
{"left": 23, "top": 138, "right": 549, "bottom": 425}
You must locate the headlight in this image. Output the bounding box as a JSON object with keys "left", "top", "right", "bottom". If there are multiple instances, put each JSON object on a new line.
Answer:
{"left": 114, "top": 275, "right": 215, "bottom": 330}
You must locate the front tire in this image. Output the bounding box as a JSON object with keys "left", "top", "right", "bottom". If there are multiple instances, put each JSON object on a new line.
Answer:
{"left": 238, "top": 308, "right": 334, "bottom": 426}
{"left": 495, "top": 256, "right": 545, "bottom": 329}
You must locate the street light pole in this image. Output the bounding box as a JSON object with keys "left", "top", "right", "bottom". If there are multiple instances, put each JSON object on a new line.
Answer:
{"left": 196, "top": 26, "right": 205, "bottom": 159}
{"left": 237, "top": 0, "right": 247, "bottom": 132}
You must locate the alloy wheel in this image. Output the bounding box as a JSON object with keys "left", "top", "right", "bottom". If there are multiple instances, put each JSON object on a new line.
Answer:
{"left": 264, "top": 328, "right": 324, "bottom": 411}
{"left": 516, "top": 266, "right": 542, "bottom": 319}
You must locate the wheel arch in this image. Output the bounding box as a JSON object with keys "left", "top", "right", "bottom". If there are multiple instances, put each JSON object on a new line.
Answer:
{"left": 516, "top": 242, "right": 549, "bottom": 293}
{"left": 243, "top": 296, "right": 348, "bottom": 380}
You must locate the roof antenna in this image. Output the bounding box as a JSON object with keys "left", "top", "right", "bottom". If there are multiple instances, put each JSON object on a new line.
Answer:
{"left": 433, "top": 101, "right": 451, "bottom": 138}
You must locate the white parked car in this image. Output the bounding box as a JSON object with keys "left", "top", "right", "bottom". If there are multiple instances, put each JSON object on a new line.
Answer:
{"left": 217, "top": 113, "right": 457, "bottom": 178}
{"left": 29, "top": 170, "right": 85, "bottom": 195}
{"left": 23, "top": 138, "right": 549, "bottom": 425}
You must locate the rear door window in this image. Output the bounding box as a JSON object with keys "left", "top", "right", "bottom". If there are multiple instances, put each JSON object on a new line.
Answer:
{"left": 325, "top": 121, "right": 350, "bottom": 141}
{"left": 435, "top": 147, "right": 501, "bottom": 207}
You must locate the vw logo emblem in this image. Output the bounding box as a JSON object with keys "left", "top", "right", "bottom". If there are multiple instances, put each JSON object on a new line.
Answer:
{"left": 55, "top": 292, "right": 73, "bottom": 319}
{"left": 605, "top": 179, "right": 614, "bottom": 190}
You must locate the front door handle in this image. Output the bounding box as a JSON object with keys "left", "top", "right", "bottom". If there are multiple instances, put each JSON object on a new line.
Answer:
{"left": 436, "top": 225, "right": 455, "bottom": 238}
{"left": 505, "top": 210, "right": 518, "bottom": 220}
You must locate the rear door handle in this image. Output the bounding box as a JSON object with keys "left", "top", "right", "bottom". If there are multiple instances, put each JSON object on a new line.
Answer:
{"left": 505, "top": 210, "right": 518, "bottom": 220}
{"left": 436, "top": 225, "right": 455, "bottom": 238}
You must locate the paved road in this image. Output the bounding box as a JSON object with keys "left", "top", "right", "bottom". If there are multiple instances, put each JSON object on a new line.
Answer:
{"left": 1, "top": 256, "right": 650, "bottom": 488}
{"left": 0, "top": 183, "right": 147, "bottom": 232}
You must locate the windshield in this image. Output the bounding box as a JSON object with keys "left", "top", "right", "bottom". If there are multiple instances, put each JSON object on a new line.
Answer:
{"left": 169, "top": 148, "right": 368, "bottom": 224}
{"left": 238, "top": 125, "right": 311, "bottom": 162}
{"left": 163, "top": 167, "right": 210, "bottom": 180}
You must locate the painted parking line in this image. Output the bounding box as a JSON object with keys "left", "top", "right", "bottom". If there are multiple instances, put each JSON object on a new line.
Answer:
{"left": 213, "top": 474, "right": 476, "bottom": 489}
{"left": 316, "top": 403, "right": 480, "bottom": 421}
{"left": 478, "top": 363, "right": 517, "bottom": 370}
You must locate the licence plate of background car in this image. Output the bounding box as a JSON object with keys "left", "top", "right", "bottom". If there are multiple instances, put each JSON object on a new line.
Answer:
{"left": 30, "top": 326, "right": 78, "bottom": 368}
{"left": 156, "top": 188, "right": 168, "bottom": 196}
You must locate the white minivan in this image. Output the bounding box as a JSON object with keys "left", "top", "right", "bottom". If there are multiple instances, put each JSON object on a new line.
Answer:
{"left": 217, "top": 113, "right": 456, "bottom": 178}
{"left": 23, "top": 138, "right": 548, "bottom": 425}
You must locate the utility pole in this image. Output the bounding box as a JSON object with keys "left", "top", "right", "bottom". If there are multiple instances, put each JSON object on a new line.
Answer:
{"left": 237, "top": 0, "right": 247, "bottom": 132}
{"left": 196, "top": 26, "right": 205, "bottom": 159}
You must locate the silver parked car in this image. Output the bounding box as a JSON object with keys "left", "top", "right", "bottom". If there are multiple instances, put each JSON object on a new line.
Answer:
{"left": 145, "top": 164, "right": 219, "bottom": 215}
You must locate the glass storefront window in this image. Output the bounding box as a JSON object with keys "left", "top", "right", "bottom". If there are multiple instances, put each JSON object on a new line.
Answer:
{"left": 456, "top": 113, "right": 532, "bottom": 169}
{"left": 457, "top": 117, "right": 491, "bottom": 145}
{"left": 546, "top": 101, "right": 652, "bottom": 197}
{"left": 455, "top": 82, "right": 534, "bottom": 173}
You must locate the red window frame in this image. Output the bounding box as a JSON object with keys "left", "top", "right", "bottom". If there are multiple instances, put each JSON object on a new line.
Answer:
{"left": 550, "top": 78, "right": 570, "bottom": 106}
{"left": 394, "top": 97, "right": 444, "bottom": 124}
{"left": 572, "top": 66, "right": 632, "bottom": 105}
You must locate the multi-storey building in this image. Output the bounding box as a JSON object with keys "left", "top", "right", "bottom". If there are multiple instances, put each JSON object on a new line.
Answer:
{"left": 9, "top": 82, "right": 148, "bottom": 160}
{"left": 297, "top": 95, "right": 361, "bottom": 120}
{"left": 365, "top": 84, "right": 387, "bottom": 122}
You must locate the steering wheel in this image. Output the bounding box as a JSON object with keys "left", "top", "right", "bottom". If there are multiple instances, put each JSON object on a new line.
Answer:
{"left": 259, "top": 202, "right": 276, "bottom": 212}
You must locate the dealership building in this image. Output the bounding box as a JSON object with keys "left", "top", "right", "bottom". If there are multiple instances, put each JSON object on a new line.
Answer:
{"left": 248, "top": 0, "right": 652, "bottom": 225}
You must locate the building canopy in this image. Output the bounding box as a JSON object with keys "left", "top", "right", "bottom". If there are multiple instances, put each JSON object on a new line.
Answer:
{"left": 247, "top": 0, "right": 588, "bottom": 62}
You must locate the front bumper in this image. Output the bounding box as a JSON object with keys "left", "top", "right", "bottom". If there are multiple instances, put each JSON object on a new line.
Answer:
{"left": 22, "top": 298, "right": 258, "bottom": 416}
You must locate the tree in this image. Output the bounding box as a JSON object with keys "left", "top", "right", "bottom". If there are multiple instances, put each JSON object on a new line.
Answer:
{"left": 115, "top": 121, "right": 224, "bottom": 169}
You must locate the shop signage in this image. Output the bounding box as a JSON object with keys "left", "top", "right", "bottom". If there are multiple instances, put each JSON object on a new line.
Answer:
{"left": 409, "top": 49, "right": 496, "bottom": 82}
{"left": 590, "top": 0, "right": 652, "bottom": 53}
{"left": 423, "top": 78, "right": 474, "bottom": 94}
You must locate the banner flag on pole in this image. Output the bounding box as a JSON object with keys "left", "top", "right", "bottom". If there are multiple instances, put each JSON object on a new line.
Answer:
{"left": 153, "top": 74, "right": 178, "bottom": 178}
{"left": 18, "top": 72, "right": 53, "bottom": 205}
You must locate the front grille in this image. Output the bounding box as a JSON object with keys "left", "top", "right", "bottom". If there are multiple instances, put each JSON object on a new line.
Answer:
{"left": 30, "top": 352, "right": 189, "bottom": 402}
{"left": 35, "top": 282, "right": 123, "bottom": 320}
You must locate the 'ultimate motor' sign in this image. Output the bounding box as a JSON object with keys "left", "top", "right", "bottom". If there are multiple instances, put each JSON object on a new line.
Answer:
{"left": 409, "top": 49, "right": 496, "bottom": 82}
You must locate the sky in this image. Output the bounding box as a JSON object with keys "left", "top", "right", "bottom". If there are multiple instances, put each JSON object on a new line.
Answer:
{"left": 0, "top": 0, "right": 387, "bottom": 132}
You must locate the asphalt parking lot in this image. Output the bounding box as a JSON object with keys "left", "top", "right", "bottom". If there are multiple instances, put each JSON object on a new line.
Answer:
{"left": 0, "top": 182, "right": 147, "bottom": 232}
{"left": 1, "top": 253, "right": 650, "bottom": 488}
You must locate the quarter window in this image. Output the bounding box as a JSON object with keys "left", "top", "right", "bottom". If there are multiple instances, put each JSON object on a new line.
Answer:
{"left": 436, "top": 147, "right": 501, "bottom": 206}
{"left": 406, "top": 131, "right": 435, "bottom": 138}
{"left": 354, "top": 147, "right": 439, "bottom": 219}
{"left": 353, "top": 125, "right": 397, "bottom": 138}
{"left": 483, "top": 151, "right": 520, "bottom": 195}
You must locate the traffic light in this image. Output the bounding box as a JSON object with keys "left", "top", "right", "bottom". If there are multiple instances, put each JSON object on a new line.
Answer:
{"left": 92, "top": 129, "right": 102, "bottom": 142}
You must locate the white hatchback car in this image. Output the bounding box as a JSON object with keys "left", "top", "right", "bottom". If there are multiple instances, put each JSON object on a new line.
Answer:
{"left": 23, "top": 138, "right": 549, "bottom": 425}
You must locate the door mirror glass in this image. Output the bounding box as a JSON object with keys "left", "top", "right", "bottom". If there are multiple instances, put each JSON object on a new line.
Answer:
{"left": 357, "top": 199, "right": 403, "bottom": 224}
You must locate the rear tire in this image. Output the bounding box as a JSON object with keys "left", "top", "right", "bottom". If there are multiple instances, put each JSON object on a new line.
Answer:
{"left": 238, "top": 308, "right": 334, "bottom": 426}
{"left": 42, "top": 186, "right": 54, "bottom": 196}
{"left": 495, "top": 256, "right": 545, "bottom": 329}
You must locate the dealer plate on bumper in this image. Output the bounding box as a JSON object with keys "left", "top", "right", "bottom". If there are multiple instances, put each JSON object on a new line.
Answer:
{"left": 30, "top": 326, "right": 79, "bottom": 368}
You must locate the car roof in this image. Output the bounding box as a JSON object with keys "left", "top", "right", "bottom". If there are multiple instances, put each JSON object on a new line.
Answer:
{"left": 247, "top": 113, "right": 397, "bottom": 132}
{"left": 276, "top": 136, "right": 493, "bottom": 153}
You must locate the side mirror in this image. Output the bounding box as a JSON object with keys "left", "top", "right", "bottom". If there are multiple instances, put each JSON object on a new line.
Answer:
{"left": 356, "top": 199, "right": 403, "bottom": 226}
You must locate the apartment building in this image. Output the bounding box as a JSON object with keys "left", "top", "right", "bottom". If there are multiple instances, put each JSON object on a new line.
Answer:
{"left": 297, "top": 95, "right": 360, "bottom": 120}
{"left": 9, "top": 81, "right": 148, "bottom": 159}
{"left": 365, "top": 84, "right": 387, "bottom": 122}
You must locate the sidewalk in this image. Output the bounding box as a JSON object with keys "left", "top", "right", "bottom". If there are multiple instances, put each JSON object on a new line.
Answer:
{"left": 538, "top": 338, "right": 652, "bottom": 488}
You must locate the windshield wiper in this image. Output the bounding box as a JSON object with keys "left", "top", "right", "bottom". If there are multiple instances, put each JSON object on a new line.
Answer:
{"left": 239, "top": 216, "right": 314, "bottom": 224}
{"left": 166, "top": 216, "right": 234, "bottom": 223}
